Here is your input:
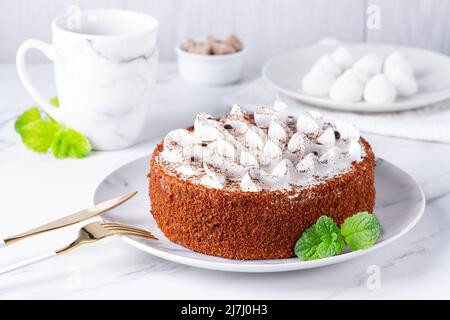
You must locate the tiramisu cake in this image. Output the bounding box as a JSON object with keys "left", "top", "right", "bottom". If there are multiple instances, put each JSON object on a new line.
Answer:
{"left": 148, "top": 102, "right": 375, "bottom": 260}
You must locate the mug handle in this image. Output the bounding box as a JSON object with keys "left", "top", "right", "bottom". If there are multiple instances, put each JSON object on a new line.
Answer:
{"left": 16, "top": 39, "right": 62, "bottom": 122}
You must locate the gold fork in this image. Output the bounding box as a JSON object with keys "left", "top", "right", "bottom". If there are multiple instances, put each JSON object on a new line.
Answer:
{"left": 0, "top": 221, "right": 157, "bottom": 274}
{"left": 0, "top": 191, "right": 138, "bottom": 247}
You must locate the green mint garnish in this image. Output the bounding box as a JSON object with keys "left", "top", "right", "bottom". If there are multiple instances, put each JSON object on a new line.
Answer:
{"left": 295, "top": 212, "right": 381, "bottom": 260}
{"left": 14, "top": 107, "right": 42, "bottom": 135}
{"left": 341, "top": 212, "right": 381, "bottom": 251}
{"left": 295, "top": 216, "right": 345, "bottom": 261}
{"left": 14, "top": 99, "right": 92, "bottom": 159}
{"left": 21, "top": 120, "right": 60, "bottom": 153}
{"left": 52, "top": 128, "right": 92, "bottom": 159}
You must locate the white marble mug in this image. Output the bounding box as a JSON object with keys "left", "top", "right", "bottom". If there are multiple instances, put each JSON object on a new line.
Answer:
{"left": 17, "top": 10, "right": 159, "bottom": 150}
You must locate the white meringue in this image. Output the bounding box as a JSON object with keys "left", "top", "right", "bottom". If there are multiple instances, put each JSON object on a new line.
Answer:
{"left": 316, "top": 149, "right": 336, "bottom": 176}
{"left": 263, "top": 140, "right": 283, "bottom": 165}
{"left": 384, "top": 51, "right": 413, "bottom": 76}
{"left": 194, "top": 113, "right": 222, "bottom": 141}
{"left": 319, "top": 148, "right": 335, "bottom": 163}
{"left": 311, "top": 54, "right": 342, "bottom": 76}
{"left": 220, "top": 160, "right": 247, "bottom": 179}
{"left": 201, "top": 163, "right": 226, "bottom": 189}
{"left": 334, "top": 121, "right": 360, "bottom": 143}
{"left": 272, "top": 158, "right": 294, "bottom": 176}
{"left": 260, "top": 159, "right": 292, "bottom": 189}
{"left": 164, "top": 129, "right": 195, "bottom": 150}
{"left": 273, "top": 100, "right": 289, "bottom": 122}
{"left": 301, "top": 69, "right": 336, "bottom": 96}
{"left": 287, "top": 132, "right": 305, "bottom": 154}
{"left": 347, "top": 140, "right": 362, "bottom": 162}
{"left": 159, "top": 103, "right": 364, "bottom": 191}
{"left": 268, "top": 120, "right": 288, "bottom": 142}
{"left": 296, "top": 113, "right": 319, "bottom": 135}
{"left": 364, "top": 73, "right": 397, "bottom": 104}
{"left": 296, "top": 153, "right": 315, "bottom": 173}
{"left": 329, "top": 69, "right": 364, "bottom": 102}
{"left": 352, "top": 67, "right": 371, "bottom": 84}
{"left": 160, "top": 148, "right": 185, "bottom": 163}
{"left": 384, "top": 67, "right": 418, "bottom": 96}
{"left": 352, "top": 54, "right": 383, "bottom": 76}
{"left": 317, "top": 127, "right": 335, "bottom": 146}
{"left": 254, "top": 107, "right": 274, "bottom": 128}
{"left": 245, "top": 127, "right": 265, "bottom": 150}
{"left": 331, "top": 46, "right": 354, "bottom": 69}
{"left": 190, "top": 143, "right": 208, "bottom": 162}
{"left": 225, "top": 119, "right": 248, "bottom": 136}
{"left": 176, "top": 165, "right": 199, "bottom": 177}
{"left": 213, "top": 137, "right": 236, "bottom": 160}
{"left": 307, "top": 110, "right": 323, "bottom": 122}
{"left": 240, "top": 149, "right": 259, "bottom": 168}
{"left": 230, "top": 104, "right": 247, "bottom": 118}
{"left": 202, "top": 152, "right": 222, "bottom": 168}
{"left": 292, "top": 153, "right": 315, "bottom": 185}
{"left": 313, "top": 127, "right": 335, "bottom": 155}
{"left": 241, "top": 170, "right": 261, "bottom": 192}
{"left": 337, "top": 140, "right": 362, "bottom": 167}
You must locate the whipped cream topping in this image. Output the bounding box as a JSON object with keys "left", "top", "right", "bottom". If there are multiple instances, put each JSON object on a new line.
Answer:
{"left": 157, "top": 102, "right": 364, "bottom": 192}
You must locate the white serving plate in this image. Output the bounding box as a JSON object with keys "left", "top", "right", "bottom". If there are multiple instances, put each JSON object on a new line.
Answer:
{"left": 262, "top": 43, "right": 450, "bottom": 112}
{"left": 93, "top": 146, "right": 425, "bottom": 273}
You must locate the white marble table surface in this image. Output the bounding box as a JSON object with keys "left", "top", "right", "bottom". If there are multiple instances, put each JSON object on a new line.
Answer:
{"left": 0, "top": 62, "right": 449, "bottom": 300}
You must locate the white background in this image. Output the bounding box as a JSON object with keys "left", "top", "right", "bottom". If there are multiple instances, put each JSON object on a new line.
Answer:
{"left": 0, "top": 0, "right": 450, "bottom": 65}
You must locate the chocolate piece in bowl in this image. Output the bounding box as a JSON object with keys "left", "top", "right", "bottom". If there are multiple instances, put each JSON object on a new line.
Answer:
{"left": 182, "top": 34, "right": 243, "bottom": 55}
{"left": 210, "top": 41, "right": 237, "bottom": 55}
{"left": 176, "top": 34, "right": 246, "bottom": 85}
{"left": 224, "top": 33, "right": 244, "bottom": 51}
{"left": 181, "top": 38, "right": 211, "bottom": 55}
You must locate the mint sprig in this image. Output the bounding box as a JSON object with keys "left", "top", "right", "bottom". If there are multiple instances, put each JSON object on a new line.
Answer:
{"left": 295, "top": 212, "right": 381, "bottom": 261}
{"left": 14, "top": 107, "right": 42, "bottom": 135}
{"left": 295, "top": 216, "right": 345, "bottom": 260}
{"left": 14, "top": 98, "right": 92, "bottom": 158}
{"left": 21, "top": 120, "right": 60, "bottom": 153}
{"left": 52, "top": 128, "right": 92, "bottom": 158}
{"left": 341, "top": 212, "right": 381, "bottom": 251}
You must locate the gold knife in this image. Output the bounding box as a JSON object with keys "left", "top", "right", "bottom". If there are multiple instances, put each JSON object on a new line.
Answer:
{"left": 0, "top": 191, "right": 137, "bottom": 247}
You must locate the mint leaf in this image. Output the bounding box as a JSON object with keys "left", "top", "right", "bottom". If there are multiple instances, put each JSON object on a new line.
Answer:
{"left": 21, "top": 120, "right": 60, "bottom": 153}
{"left": 50, "top": 97, "right": 59, "bottom": 108}
{"left": 15, "top": 98, "right": 92, "bottom": 159}
{"left": 52, "top": 128, "right": 92, "bottom": 158}
{"left": 14, "top": 107, "right": 42, "bottom": 134}
{"left": 341, "top": 212, "right": 381, "bottom": 251}
{"left": 295, "top": 216, "right": 345, "bottom": 260}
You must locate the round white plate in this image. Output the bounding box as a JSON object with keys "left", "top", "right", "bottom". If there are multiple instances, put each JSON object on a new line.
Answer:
{"left": 263, "top": 43, "right": 450, "bottom": 112}
{"left": 93, "top": 152, "right": 425, "bottom": 273}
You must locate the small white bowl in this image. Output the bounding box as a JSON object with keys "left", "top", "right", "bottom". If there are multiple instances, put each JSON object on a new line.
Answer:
{"left": 176, "top": 45, "right": 246, "bottom": 85}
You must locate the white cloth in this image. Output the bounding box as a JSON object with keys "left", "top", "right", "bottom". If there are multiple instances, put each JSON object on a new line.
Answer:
{"left": 224, "top": 77, "right": 450, "bottom": 144}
